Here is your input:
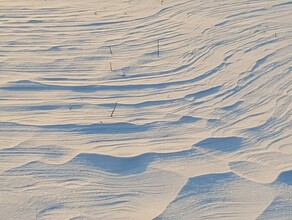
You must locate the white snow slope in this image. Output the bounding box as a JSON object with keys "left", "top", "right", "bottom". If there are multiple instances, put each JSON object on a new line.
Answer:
{"left": 0, "top": 0, "right": 292, "bottom": 219}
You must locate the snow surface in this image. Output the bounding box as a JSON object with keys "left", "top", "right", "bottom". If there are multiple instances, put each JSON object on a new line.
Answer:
{"left": 0, "top": 0, "right": 291, "bottom": 219}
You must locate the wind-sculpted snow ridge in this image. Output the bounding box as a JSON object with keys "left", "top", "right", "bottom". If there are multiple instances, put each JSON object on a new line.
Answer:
{"left": 0, "top": 0, "right": 291, "bottom": 219}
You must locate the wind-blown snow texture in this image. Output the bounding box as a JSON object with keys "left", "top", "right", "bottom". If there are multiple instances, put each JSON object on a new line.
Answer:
{"left": 0, "top": 0, "right": 292, "bottom": 219}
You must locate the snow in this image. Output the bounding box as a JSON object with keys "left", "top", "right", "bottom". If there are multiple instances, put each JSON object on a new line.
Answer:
{"left": 0, "top": 0, "right": 291, "bottom": 219}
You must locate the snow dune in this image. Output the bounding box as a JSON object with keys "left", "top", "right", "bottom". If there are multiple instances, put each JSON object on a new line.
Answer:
{"left": 0, "top": 0, "right": 291, "bottom": 219}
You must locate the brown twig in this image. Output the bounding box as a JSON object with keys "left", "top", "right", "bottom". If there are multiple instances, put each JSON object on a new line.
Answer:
{"left": 109, "top": 46, "right": 113, "bottom": 55}
{"left": 110, "top": 62, "right": 113, "bottom": 71}
{"left": 157, "top": 40, "right": 160, "bottom": 57}
{"left": 110, "top": 102, "right": 118, "bottom": 117}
